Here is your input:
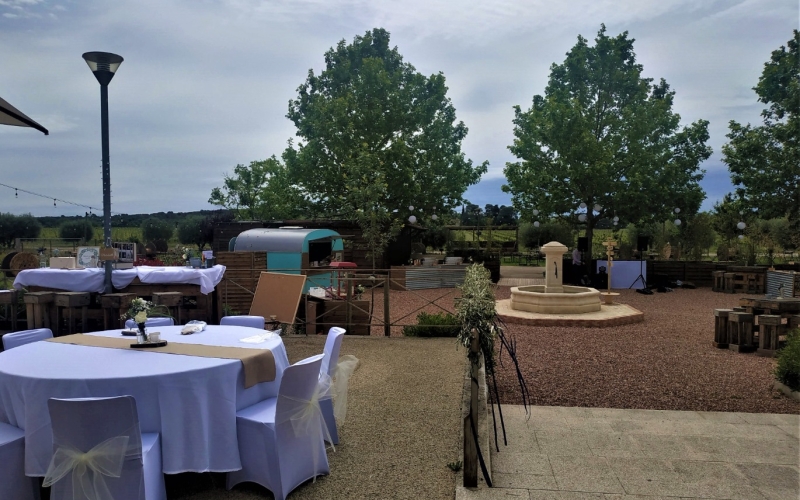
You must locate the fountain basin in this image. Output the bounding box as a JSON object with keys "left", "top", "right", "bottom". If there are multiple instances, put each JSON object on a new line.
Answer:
{"left": 511, "top": 285, "right": 602, "bottom": 314}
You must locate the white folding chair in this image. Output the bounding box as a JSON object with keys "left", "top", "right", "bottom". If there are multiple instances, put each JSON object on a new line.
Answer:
{"left": 2, "top": 328, "right": 53, "bottom": 350}
{"left": 220, "top": 315, "right": 265, "bottom": 329}
{"left": 320, "top": 327, "right": 345, "bottom": 444}
{"left": 45, "top": 396, "right": 166, "bottom": 500}
{"left": 227, "top": 354, "right": 329, "bottom": 500}
{"left": 0, "top": 422, "right": 39, "bottom": 500}
{"left": 124, "top": 317, "right": 174, "bottom": 330}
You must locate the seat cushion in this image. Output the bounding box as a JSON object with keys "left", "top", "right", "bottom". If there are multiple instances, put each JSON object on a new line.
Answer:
{"left": 0, "top": 421, "right": 24, "bottom": 446}
{"left": 236, "top": 397, "right": 277, "bottom": 424}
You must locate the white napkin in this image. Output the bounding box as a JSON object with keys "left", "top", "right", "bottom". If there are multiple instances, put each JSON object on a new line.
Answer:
{"left": 181, "top": 320, "right": 207, "bottom": 335}
{"left": 239, "top": 330, "right": 281, "bottom": 344}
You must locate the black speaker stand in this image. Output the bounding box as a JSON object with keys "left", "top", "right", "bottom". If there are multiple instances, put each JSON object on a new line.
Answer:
{"left": 629, "top": 258, "right": 647, "bottom": 289}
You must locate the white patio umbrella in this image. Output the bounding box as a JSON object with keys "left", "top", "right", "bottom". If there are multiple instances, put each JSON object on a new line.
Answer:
{"left": 0, "top": 96, "right": 48, "bottom": 135}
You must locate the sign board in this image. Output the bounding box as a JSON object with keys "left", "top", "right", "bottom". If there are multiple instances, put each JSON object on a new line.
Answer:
{"left": 250, "top": 272, "right": 307, "bottom": 325}
{"left": 111, "top": 242, "right": 136, "bottom": 263}
{"left": 78, "top": 247, "right": 102, "bottom": 267}
{"left": 98, "top": 247, "right": 118, "bottom": 261}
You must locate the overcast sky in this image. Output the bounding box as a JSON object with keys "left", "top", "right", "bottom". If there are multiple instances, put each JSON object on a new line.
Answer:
{"left": 1, "top": 0, "right": 796, "bottom": 219}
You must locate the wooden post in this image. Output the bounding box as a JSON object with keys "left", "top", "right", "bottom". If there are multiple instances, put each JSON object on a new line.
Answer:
{"left": 345, "top": 273, "right": 352, "bottom": 334}
{"left": 384, "top": 275, "right": 391, "bottom": 337}
{"left": 463, "top": 329, "right": 479, "bottom": 487}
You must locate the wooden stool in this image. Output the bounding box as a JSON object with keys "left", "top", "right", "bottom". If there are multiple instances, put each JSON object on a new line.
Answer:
{"left": 152, "top": 292, "right": 183, "bottom": 324}
{"left": 100, "top": 293, "right": 135, "bottom": 330}
{"left": 23, "top": 291, "right": 54, "bottom": 329}
{"left": 0, "top": 290, "right": 18, "bottom": 332}
{"left": 54, "top": 292, "right": 91, "bottom": 335}
{"left": 723, "top": 273, "right": 736, "bottom": 294}
{"left": 728, "top": 311, "right": 755, "bottom": 353}
{"left": 712, "top": 271, "right": 725, "bottom": 292}
{"left": 713, "top": 309, "right": 733, "bottom": 348}
{"left": 744, "top": 274, "right": 757, "bottom": 294}
{"left": 757, "top": 314, "right": 784, "bottom": 357}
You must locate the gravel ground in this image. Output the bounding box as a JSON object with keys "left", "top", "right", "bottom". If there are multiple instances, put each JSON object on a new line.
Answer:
{"left": 490, "top": 286, "right": 800, "bottom": 414}
{"left": 168, "top": 336, "right": 464, "bottom": 500}
{"left": 357, "top": 284, "right": 798, "bottom": 414}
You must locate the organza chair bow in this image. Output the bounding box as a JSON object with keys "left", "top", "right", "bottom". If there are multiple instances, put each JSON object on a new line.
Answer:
{"left": 331, "top": 354, "right": 360, "bottom": 424}
{"left": 45, "top": 396, "right": 166, "bottom": 500}
{"left": 319, "top": 327, "right": 360, "bottom": 444}
{"left": 43, "top": 436, "right": 130, "bottom": 500}
{"left": 227, "top": 354, "right": 329, "bottom": 500}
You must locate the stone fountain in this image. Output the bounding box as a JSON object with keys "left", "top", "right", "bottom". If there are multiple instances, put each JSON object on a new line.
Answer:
{"left": 509, "top": 241, "right": 601, "bottom": 314}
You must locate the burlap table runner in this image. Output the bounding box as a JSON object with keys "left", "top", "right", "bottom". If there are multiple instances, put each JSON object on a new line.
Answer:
{"left": 47, "top": 334, "right": 275, "bottom": 388}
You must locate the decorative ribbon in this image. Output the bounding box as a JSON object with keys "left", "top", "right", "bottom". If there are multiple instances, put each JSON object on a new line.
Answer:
{"left": 332, "top": 355, "right": 360, "bottom": 424}
{"left": 43, "top": 435, "right": 132, "bottom": 500}
{"left": 278, "top": 373, "right": 333, "bottom": 482}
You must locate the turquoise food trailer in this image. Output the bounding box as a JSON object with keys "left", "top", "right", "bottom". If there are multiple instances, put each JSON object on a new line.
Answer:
{"left": 232, "top": 227, "right": 345, "bottom": 293}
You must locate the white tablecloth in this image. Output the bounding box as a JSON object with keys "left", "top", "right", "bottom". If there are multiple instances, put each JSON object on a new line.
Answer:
{"left": 0, "top": 325, "right": 289, "bottom": 476}
{"left": 596, "top": 260, "right": 647, "bottom": 289}
{"left": 12, "top": 265, "right": 226, "bottom": 295}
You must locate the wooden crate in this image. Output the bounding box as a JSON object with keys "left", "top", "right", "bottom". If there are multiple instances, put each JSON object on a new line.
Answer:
{"left": 214, "top": 251, "right": 267, "bottom": 318}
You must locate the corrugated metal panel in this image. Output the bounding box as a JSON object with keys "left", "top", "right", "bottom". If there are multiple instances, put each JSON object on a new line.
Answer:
{"left": 766, "top": 270, "right": 797, "bottom": 298}
{"left": 403, "top": 267, "right": 467, "bottom": 290}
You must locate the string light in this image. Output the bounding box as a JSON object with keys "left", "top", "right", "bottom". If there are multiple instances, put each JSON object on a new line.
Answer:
{"left": 0, "top": 182, "right": 103, "bottom": 213}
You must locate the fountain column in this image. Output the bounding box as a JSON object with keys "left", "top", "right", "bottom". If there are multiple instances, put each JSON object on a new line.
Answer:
{"left": 541, "top": 241, "right": 568, "bottom": 293}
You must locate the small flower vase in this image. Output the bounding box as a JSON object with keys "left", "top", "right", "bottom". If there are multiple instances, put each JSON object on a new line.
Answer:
{"left": 137, "top": 323, "right": 148, "bottom": 344}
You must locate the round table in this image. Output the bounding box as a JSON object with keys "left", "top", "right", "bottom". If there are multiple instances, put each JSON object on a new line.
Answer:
{"left": 0, "top": 325, "right": 289, "bottom": 476}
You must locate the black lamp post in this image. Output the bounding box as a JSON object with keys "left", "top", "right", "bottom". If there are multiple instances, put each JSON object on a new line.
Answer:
{"left": 83, "top": 51, "right": 123, "bottom": 294}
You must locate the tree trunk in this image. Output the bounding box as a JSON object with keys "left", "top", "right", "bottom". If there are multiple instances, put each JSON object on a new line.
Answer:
{"left": 584, "top": 220, "right": 595, "bottom": 276}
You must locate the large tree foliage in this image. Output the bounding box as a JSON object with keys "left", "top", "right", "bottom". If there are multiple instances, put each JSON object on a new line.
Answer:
{"left": 722, "top": 30, "right": 799, "bottom": 229}
{"left": 0, "top": 213, "right": 41, "bottom": 248}
{"left": 503, "top": 26, "right": 710, "bottom": 269}
{"left": 58, "top": 220, "right": 95, "bottom": 244}
{"left": 208, "top": 157, "right": 304, "bottom": 221}
{"left": 283, "top": 28, "right": 486, "bottom": 221}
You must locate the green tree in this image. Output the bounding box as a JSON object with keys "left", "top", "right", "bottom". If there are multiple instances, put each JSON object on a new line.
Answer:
{"left": 140, "top": 218, "right": 174, "bottom": 243}
{"left": 0, "top": 213, "right": 41, "bottom": 248}
{"left": 283, "top": 27, "right": 486, "bottom": 221}
{"left": 503, "top": 25, "right": 711, "bottom": 273}
{"left": 58, "top": 220, "right": 95, "bottom": 244}
{"left": 722, "top": 30, "right": 800, "bottom": 233}
{"left": 208, "top": 157, "right": 304, "bottom": 221}
{"left": 177, "top": 216, "right": 206, "bottom": 250}
{"left": 674, "top": 212, "right": 717, "bottom": 261}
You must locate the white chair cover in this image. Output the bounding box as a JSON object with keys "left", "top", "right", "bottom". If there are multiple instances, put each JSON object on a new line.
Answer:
{"left": 2, "top": 328, "right": 53, "bottom": 350}
{"left": 44, "top": 396, "right": 166, "bottom": 500}
{"left": 320, "top": 327, "right": 345, "bottom": 444}
{"left": 0, "top": 422, "right": 39, "bottom": 500}
{"left": 227, "top": 354, "right": 329, "bottom": 500}
{"left": 220, "top": 315, "right": 265, "bottom": 329}
{"left": 124, "top": 317, "right": 174, "bottom": 330}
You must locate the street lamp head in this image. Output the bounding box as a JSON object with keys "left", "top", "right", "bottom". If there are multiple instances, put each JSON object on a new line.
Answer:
{"left": 82, "top": 52, "right": 123, "bottom": 86}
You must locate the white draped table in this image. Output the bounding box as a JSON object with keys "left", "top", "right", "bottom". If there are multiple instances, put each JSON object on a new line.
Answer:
{"left": 0, "top": 325, "right": 289, "bottom": 476}
{"left": 13, "top": 265, "right": 226, "bottom": 295}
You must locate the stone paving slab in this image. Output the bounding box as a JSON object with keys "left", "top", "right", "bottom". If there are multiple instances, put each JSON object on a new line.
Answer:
{"left": 456, "top": 405, "right": 799, "bottom": 500}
